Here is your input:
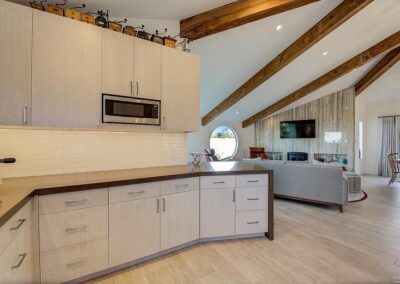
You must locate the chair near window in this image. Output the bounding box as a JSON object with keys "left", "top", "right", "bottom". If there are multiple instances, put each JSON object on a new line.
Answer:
{"left": 204, "top": 148, "right": 219, "bottom": 161}
{"left": 387, "top": 153, "right": 400, "bottom": 185}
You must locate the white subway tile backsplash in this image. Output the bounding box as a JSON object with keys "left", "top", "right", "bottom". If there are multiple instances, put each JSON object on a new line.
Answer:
{"left": 0, "top": 129, "right": 187, "bottom": 178}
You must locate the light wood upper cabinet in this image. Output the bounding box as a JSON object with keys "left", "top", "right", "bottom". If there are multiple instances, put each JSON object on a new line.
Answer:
{"left": 161, "top": 47, "right": 200, "bottom": 132}
{"left": 32, "top": 10, "right": 102, "bottom": 128}
{"left": 134, "top": 38, "right": 162, "bottom": 100}
{"left": 161, "top": 190, "right": 199, "bottom": 250}
{"left": 0, "top": 1, "right": 32, "bottom": 126}
{"left": 102, "top": 29, "right": 134, "bottom": 96}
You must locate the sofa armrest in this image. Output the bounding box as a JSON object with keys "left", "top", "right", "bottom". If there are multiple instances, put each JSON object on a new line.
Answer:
{"left": 341, "top": 174, "right": 349, "bottom": 205}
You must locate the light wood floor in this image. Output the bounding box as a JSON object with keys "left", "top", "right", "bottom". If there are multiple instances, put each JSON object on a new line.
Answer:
{"left": 87, "top": 176, "right": 400, "bottom": 284}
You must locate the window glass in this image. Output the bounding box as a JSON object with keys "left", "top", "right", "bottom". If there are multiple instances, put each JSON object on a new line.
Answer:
{"left": 210, "top": 125, "right": 238, "bottom": 160}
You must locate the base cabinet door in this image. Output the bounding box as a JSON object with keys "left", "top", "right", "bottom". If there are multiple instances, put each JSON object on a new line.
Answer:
{"left": 109, "top": 197, "right": 161, "bottom": 267}
{"left": 0, "top": 1, "right": 32, "bottom": 126}
{"left": 200, "top": 188, "right": 235, "bottom": 238}
{"left": 161, "top": 190, "right": 199, "bottom": 250}
{"left": 0, "top": 220, "right": 35, "bottom": 284}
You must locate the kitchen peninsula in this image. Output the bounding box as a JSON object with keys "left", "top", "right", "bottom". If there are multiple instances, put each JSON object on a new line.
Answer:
{"left": 0, "top": 162, "right": 273, "bottom": 283}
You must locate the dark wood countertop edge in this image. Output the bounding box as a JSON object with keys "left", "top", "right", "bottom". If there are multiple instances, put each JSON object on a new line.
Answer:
{"left": 0, "top": 168, "right": 273, "bottom": 227}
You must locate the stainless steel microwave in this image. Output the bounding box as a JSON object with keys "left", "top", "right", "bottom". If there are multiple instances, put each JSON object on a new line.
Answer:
{"left": 102, "top": 94, "right": 161, "bottom": 126}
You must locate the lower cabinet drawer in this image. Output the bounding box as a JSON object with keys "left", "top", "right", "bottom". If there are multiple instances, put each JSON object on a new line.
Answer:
{"left": 236, "top": 210, "right": 268, "bottom": 235}
{"left": 161, "top": 177, "right": 199, "bottom": 195}
{"left": 236, "top": 187, "right": 268, "bottom": 211}
{"left": 0, "top": 199, "right": 33, "bottom": 256}
{"left": 40, "top": 238, "right": 108, "bottom": 284}
{"left": 109, "top": 182, "right": 160, "bottom": 204}
{"left": 39, "top": 206, "right": 108, "bottom": 252}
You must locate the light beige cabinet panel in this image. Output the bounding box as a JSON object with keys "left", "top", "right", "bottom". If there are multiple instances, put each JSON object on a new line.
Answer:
{"left": 0, "top": 1, "right": 32, "bottom": 126}
{"left": 134, "top": 38, "right": 162, "bottom": 100}
{"left": 32, "top": 10, "right": 102, "bottom": 128}
{"left": 0, "top": 220, "right": 35, "bottom": 284}
{"left": 161, "top": 190, "right": 199, "bottom": 250}
{"left": 161, "top": 47, "right": 200, "bottom": 132}
{"left": 200, "top": 188, "right": 235, "bottom": 238}
{"left": 40, "top": 238, "right": 108, "bottom": 284}
{"left": 102, "top": 29, "right": 134, "bottom": 96}
{"left": 109, "top": 197, "right": 161, "bottom": 267}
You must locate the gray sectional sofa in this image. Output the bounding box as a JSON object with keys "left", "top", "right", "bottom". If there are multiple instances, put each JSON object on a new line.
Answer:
{"left": 246, "top": 160, "right": 348, "bottom": 212}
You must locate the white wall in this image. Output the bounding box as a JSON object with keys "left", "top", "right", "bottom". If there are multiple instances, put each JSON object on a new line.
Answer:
{"left": 187, "top": 120, "right": 255, "bottom": 161}
{"left": 354, "top": 95, "right": 367, "bottom": 174}
{"left": 359, "top": 99, "right": 400, "bottom": 175}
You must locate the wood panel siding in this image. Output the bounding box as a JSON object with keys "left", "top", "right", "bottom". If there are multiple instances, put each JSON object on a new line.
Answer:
{"left": 243, "top": 31, "right": 400, "bottom": 128}
{"left": 201, "top": 0, "right": 373, "bottom": 126}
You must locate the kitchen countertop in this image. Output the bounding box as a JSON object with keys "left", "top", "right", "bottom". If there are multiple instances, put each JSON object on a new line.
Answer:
{"left": 0, "top": 161, "right": 272, "bottom": 227}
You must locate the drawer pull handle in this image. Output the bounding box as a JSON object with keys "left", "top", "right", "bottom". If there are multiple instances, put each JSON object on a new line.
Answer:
{"left": 248, "top": 180, "right": 259, "bottom": 183}
{"left": 233, "top": 190, "right": 236, "bottom": 202}
{"left": 65, "top": 199, "right": 87, "bottom": 206}
{"left": 65, "top": 225, "right": 87, "bottom": 233}
{"left": 66, "top": 259, "right": 87, "bottom": 269}
{"left": 157, "top": 199, "right": 160, "bottom": 213}
{"left": 213, "top": 181, "right": 225, "bottom": 184}
{"left": 175, "top": 184, "right": 189, "bottom": 189}
{"left": 10, "top": 219, "right": 26, "bottom": 231}
{"left": 162, "top": 198, "right": 166, "bottom": 212}
{"left": 247, "top": 221, "right": 259, "bottom": 225}
{"left": 11, "top": 253, "right": 27, "bottom": 270}
{"left": 129, "top": 191, "right": 145, "bottom": 195}
{"left": 247, "top": 198, "right": 260, "bottom": 201}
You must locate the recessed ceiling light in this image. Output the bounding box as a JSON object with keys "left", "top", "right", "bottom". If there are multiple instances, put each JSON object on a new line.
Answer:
{"left": 236, "top": 111, "right": 240, "bottom": 115}
{"left": 276, "top": 25, "right": 283, "bottom": 31}
{"left": 322, "top": 51, "right": 328, "bottom": 56}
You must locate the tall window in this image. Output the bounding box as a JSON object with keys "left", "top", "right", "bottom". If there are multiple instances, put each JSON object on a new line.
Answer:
{"left": 210, "top": 125, "right": 238, "bottom": 160}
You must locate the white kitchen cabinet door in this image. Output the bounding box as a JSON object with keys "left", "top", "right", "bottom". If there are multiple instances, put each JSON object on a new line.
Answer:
{"left": 134, "top": 38, "right": 162, "bottom": 100}
{"left": 200, "top": 188, "right": 235, "bottom": 238}
{"left": 161, "top": 47, "right": 200, "bottom": 132}
{"left": 0, "top": 220, "right": 35, "bottom": 284}
{"left": 102, "top": 29, "right": 134, "bottom": 96}
{"left": 109, "top": 197, "right": 161, "bottom": 267}
{"left": 32, "top": 10, "right": 102, "bottom": 128}
{"left": 161, "top": 190, "right": 199, "bottom": 250}
{"left": 0, "top": 1, "right": 32, "bottom": 126}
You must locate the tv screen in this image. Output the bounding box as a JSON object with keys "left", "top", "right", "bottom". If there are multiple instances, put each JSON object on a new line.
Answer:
{"left": 280, "top": 120, "right": 316, "bottom": 139}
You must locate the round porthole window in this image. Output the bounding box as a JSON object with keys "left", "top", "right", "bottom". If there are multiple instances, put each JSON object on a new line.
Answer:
{"left": 209, "top": 125, "right": 238, "bottom": 160}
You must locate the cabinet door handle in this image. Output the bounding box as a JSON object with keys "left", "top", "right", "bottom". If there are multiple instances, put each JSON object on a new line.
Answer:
{"left": 247, "top": 221, "right": 259, "bottom": 225}
{"left": 213, "top": 181, "right": 225, "bottom": 184}
{"left": 233, "top": 190, "right": 236, "bottom": 202}
{"left": 128, "top": 190, "right": 145, "bottom": 195}
{"left": 162, "top": 116, "right": 166, "bottom": 130}
{"left": 10, "top": 219, "right": 26, "bottom": 231}
{"left": 65, "top": 225, "right": 87, "bottom": 233}
{"left": 130, "top": 81, "right": 133, "bottom": 94}
{"left": 66, "top": 259, "right": 87, "bottom": 269}
{"left": 162, "top": 198, "right": 166, "bottom": 212}
{"left": 157, "top": 199, "right": 160, "bottom": 213}
{"left": 247, "top": 198, "right": 260, "bottom": 201}
{"left": 136, "top": 82, "right": 139, "bottom": 96}
{"left": 22, "top": 106, "right": 28, "bottom": 125}
{"left": 11, "top": 253, "right": 27, "bottom": 270}
{"left": 65, "top": 199, "right": 87, "bottom": 206}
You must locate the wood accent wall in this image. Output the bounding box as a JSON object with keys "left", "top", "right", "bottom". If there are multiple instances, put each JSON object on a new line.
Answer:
{"left": 255, "top": 87, "right": 355, "bottom": 170}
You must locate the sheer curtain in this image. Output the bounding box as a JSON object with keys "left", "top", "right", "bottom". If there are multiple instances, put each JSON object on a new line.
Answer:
{"left": 379, "top": 117, "right": 397, "bottom": 177}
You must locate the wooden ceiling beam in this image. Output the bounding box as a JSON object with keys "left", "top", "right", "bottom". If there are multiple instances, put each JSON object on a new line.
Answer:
{"left": 242, "top": 31, "right": 400, "bottom": 128}
{"left": 180, "top": 0, "right": 319, "bottom": 41}
{"left": 201, "top": 0, "right": 373, "bottom": 126}
{"left": 355, "top": 46, "right": 400, "bottom": 96}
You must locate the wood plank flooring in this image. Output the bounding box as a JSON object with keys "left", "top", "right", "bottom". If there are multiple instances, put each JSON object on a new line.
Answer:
{"left": 86, "top": 176, "right": 400, "bottom": 284}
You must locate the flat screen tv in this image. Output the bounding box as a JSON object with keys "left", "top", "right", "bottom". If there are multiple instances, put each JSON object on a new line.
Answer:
{"left": 280, "top": 120, "right": 316, "bottom": 139}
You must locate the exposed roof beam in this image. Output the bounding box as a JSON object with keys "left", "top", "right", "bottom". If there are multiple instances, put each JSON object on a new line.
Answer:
{"left": 201, "top": 0, "right": 373, "bottom": 126}
{"left": 180, "top": 0, "right": 319, "bottom": 41}
{"left": 355, "top": 46, "right": 400, "bottom": 96}
{"left": 242, "top": 31, "right": 400, "bottom": 128}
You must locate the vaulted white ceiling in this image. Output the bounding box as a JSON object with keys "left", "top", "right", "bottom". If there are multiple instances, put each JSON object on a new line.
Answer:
{"left": 190, "top": 0, "right": 400, "bottom": 122}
